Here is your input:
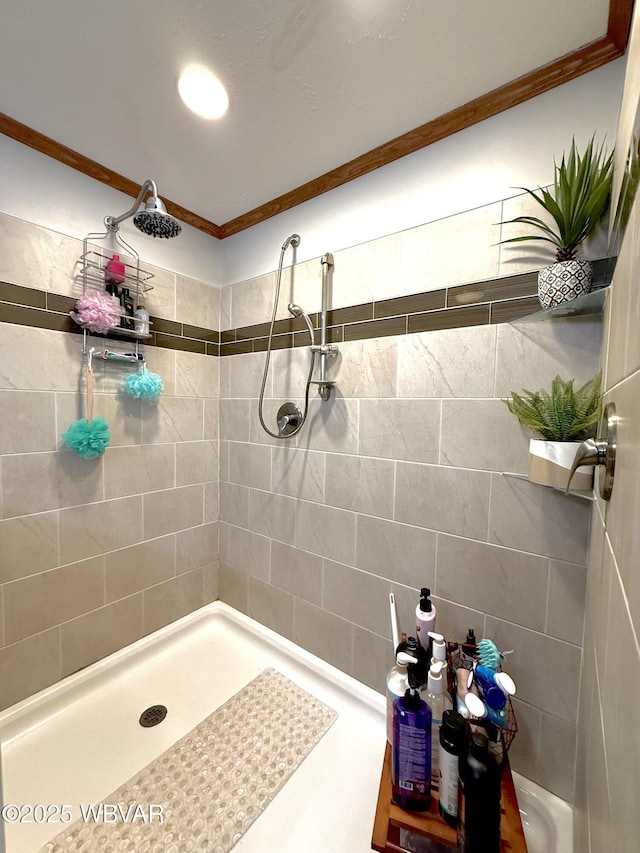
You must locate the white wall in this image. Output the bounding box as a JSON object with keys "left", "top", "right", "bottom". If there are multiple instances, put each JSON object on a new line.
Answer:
{"left": 0, "top": 135, "right": 224, "bottom": 286}
{"left": 221, "top": 58, "right": 626, "bottom": 285}
{"left": 0, "top": 57, "right": 626, "bottom": 290}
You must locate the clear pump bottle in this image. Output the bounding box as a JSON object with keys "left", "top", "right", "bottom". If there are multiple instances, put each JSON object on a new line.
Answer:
{"left": 420, "top": 661, "right": 452, "bottom": 785}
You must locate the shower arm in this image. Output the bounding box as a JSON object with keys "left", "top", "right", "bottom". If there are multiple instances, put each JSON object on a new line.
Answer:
{"left": 105, "top": 180, "right": 158, "bottom": 231}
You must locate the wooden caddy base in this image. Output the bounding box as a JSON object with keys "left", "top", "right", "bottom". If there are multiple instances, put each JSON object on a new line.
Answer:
{"left": 371, "top": 744, "right": 528, "bottom": 852}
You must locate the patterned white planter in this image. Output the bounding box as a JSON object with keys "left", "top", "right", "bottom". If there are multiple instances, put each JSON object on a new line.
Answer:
{"left": 538, "top": 259, "right": 593, "bottom": 309}
{"left": 529, "top": 439, "right": 594, "bottom": 491}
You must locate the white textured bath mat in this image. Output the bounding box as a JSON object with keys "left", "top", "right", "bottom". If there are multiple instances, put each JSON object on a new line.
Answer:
{"left": 40, "top": 668, "right": 338, "bottom": 853}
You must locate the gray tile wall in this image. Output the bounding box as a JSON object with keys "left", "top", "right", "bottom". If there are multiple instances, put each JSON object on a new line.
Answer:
{"left": 218, "top": 196, "right": 603, "bottom": 801}
{"left": 0, "top": 213, "right": 220, "bottom": 711}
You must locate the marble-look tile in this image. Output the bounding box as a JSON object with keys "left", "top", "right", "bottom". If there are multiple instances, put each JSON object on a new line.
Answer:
{"left": 230, "top": 272, "right": 277, "bottom": 328}
{"left": 488, "top": 473, "right": 590, "bottom": 563}
{"left": 546, "top": 560, "right": 587, "bottom": 645}
{"left": 327, "top": 337, "right": 398, "bottom": 399}
{"left": 537, "top": 712, "right": 578, "bottom": 802}
{"left": 219, "top": 440, "right": 230, "bottom": 483}
{"left": 0, "top": 390, "right": 56, "bottom": 453}
{"left": 105, "top": 535, "right": 176, "bottom": 600}
{"left": 507, "top": 698, "right": 541, "bottom": 786}
{"left": 270, "top": 541, "right": 322, "bottom": 606}
{"left": 220, "top": 398, "right": 251, "bottom": 442}
{"left": 143, "top": 568, "right": 204, "bottom": 635}
{"left": 619, "top": 202, "right": 640, "bottom": 380}
{"left": 175, "top": 523, "right": 218, "bottom": 574}
{"left": 203, "top": 562, "right": 219, "bottom": 604}
{"left": 145, "top": 346, "right": 176, "bottom": 397}
{"left": 270, "top": 346, "right": 314, "bottom": 401}
{"left": 601, "top": 570, "right": 640, "bottom": 845}
{"left": 2, "top": 451, "right": 103, "bottom": 518}
{"left": 227, "top": 352, "right": 269, "bottom": 398}
{"left": 494, "top": 319, "right": 603, "bottom": 399}
{"left": 0, "top": 323, "right": 79, "bottom": 392}
{"left": 57, "top": 392, "right": 143, "bottom": 448}
{"left": 60, "top": 594, "right": 143, "bottom": 678}
{"left": 400, "top": 203, "right": 501, "bottom": 294}
{"left": 0, "top": 627, "right": 61, "bottom": 711}
{"left": 300, "top": 398, "right": 359, "bottom": 455}
{"left": 204, "top": 398, "right": 219, "bottom": 440}
{"left": 356, "top": 514, "right": 436, "bottom": 588}
{"left": 204, "top": 482, "right": 219, "bottom": 523}
{"left": 428, "top": 595, "right": 485, "bottom": 645}
{"left": 440, "top": 399, "right": 529, "bottom": 474}
{"left": 144, "top": 265, "right": 176, "bottom": 321}
{"left": 395, "top": 462, "right": 491, "bottom": 540}
{"left": 292, "top": 598, "right": 354, "bottom": 673}
{"left": 323, "top": 559, "right": 390, "bottom": 636}
{"left": 220, "top": 285, "right": 232, "bottom": 331}
{"left": 104, "top": 444, "right": 175, "bottom": 498}
{"left": 351, "top": 626, "right": 393, "bottom": 694}
{"left": 228, "top": 441, "right": 271, "bottom": 490}
{"left": 0, "top": 213, "right": 82, "bottom": 295}
{"left": 143, "top": 485, "right": 204, "bottom": 539}
{"left": 437, "top": 534, "right": 548, "bottom": 631}
{"left": 227, "top": 524, "right": 271, "bottom": 581}
{"left": 397, "top": 325, "right": 497, "bottom": 399}
{"left": 324, "top": 453, "right": 394, "bottom": 518}
{"left": 4, "top": 556, "right": 105, "bottom": 644}
{"left": 587, "top": 695, "right": 614, "bottom": 853}
{"left": 0, "top": 511, "right": 59, "bottom": 583}
{"left": 176, "top": 440, "right": 218, "bottom": 486}
{"left": 219, "top": 482, "right": 250, "bottom": 528}
{"left": 59, "top": 496, "right": 143, "bottom": 565}
{"left": 332, "top": 233, "right": 401, "bottom": 307}
{"left": 359, "top": 399, "right": 439, "bottom": 463}
{"left": 484, "top": 615, "right": 581, "bottom": 724}
{"left": 176, "top": 275, "right": 220, "bottom": 329}
{"left": 218, "top": 563, "right": 248, "bottom": 613}
{"left": 248, "top": 488, "right": 296, "bottom": 544}
{"left": 142, "top": 396, "right": 204, "bottom": 444}
{"left": 248, "top": 577, "right": 294, "bottom": 641}
{"left": 0, "top": 586, "right": 4, "bottom": 647}
{"left": 295, "top": 500, "right": 356, "bottom": 565}
{"left": 175, "top": 350, "right": 219, "bottom": 398}
{"left": 271, "top": 446, "right": 325, "bottom": 503}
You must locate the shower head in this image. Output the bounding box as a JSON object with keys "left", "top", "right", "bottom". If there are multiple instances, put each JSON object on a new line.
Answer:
{"left": 105, "top": 180, "right": 182, "bottom": 239}
{"left": 288, "top": 303, "right": 303, "bottom": 317}
{"left": 288, "top": 303, "right": 315, "bottom": 345}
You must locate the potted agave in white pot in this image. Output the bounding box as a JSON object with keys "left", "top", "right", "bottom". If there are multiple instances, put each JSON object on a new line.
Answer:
{"left": 504, "top": 373, "right": 601, "bottom": 490}
{"left": 501, "top": 137, "right": 613, "bottom": 308}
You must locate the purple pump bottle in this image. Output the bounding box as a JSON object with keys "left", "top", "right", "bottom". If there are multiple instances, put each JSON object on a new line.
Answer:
{"left": 392, "top": 661, "right": 432, "bottom": 811}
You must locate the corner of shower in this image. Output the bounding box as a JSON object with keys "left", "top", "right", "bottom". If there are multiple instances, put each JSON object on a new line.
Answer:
{"left": 258, "top": 235, "right": 338, "bottom": 438}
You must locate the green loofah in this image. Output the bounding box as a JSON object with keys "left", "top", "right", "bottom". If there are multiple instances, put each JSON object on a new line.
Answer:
{"left": 62, "top": 417, "right": 110, "bottom": 459}
{"left": 122, "top": 364, "right": 164, "bottom": 402}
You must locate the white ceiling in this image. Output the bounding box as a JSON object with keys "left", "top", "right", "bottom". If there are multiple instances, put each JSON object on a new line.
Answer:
{"left": 0, "top": 0, "right": 610, "bottom": 226}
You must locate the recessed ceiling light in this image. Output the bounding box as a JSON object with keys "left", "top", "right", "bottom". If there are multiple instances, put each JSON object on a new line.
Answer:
{"left": 178, "top": 67, "right": 229, "bottom": 119}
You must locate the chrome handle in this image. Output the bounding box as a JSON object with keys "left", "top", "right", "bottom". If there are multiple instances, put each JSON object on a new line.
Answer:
{"left": 566, "top": 402, "right": 617, "bottom": 500}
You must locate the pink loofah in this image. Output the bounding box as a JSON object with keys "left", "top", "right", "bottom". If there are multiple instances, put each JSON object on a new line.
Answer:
{"left": 71, "top": 291, "right": 123, "bottom": 334}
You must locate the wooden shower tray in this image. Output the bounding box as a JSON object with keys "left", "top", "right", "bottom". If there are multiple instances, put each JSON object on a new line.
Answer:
{"left": 371, "top": 743, "right": 528, "bottom": 852}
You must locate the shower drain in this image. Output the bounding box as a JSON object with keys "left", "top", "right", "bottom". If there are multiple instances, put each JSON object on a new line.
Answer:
{"left": 139, "top": 705, "right": 168, "bottom": 728}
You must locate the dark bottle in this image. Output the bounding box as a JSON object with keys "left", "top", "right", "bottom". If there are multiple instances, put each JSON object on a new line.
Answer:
{"left": 438, "top": 708, "right": 466, "bottom": 827}
{"left": 457, "top": 731, "right": 501, "bottom": 852}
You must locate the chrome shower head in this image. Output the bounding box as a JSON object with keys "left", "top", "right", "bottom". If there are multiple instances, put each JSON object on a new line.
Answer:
{"left": 288, "top": 303, "right": 303, "bottom": 317}
{"left": 105, "top": 179, "right": 182, "bottom": 239}
{"left": 288, "top": 303, "right": 315, "bottom": 345}
{"left": 133, "top": 196, "right": 182, "bottom": 239}
{"left": 282, "top": 233, "right": 301, "bottom": 251}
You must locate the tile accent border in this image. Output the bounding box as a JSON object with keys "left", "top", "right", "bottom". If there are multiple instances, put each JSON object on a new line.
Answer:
{"left": 0, "top": 259, "right": 614, "bottom": 357}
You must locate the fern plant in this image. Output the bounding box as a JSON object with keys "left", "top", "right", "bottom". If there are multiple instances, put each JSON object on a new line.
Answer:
{"left": 504, "top": 373, "right": 601, "bottom": 441}
{"left": 501, "top": 137, "right": 613, "bottom": 261}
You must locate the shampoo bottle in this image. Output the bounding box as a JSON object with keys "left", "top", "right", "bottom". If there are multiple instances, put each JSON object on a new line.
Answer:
{"left": 415, "top": 587, "right": 436, "bottom": 647}
{"left": 457, "top": 731, "right": 501, "bottom": 852}
{"left": 420, "top": 661, "right": 452, "bottom": 785}
{"left": 392, "top": 680, "right": 432, "bottom": 811}
{"left": 105, "top": 254, "right": 125, "bottom": 284}
{"left": 438, "top": 708, "right": 466, "bottom": 827}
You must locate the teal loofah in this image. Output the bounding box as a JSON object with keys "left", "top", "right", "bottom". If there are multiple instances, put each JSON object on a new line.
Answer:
{"left": 123, "top": 364, "right": 164, "bottom": 402}
{"left": 62, "top": 417, "right": 110, "bottom": 459}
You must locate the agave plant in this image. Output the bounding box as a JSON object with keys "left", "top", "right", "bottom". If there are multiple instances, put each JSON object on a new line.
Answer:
{"left": 504, "top": 373, "right": 601, "bottom": 441}
{"left": 501, "top": 137, "right": 613, "bottom": 261}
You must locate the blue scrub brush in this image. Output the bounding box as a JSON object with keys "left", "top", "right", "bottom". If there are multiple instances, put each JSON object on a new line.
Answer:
{"left": 122, "top": 363, "right": 164, "bottom": 402}
{"left": 477, "top": 638, "right": 502, "bottom": 670}
{"left": 62, "top": 351, "right": 110, "bottom": 459}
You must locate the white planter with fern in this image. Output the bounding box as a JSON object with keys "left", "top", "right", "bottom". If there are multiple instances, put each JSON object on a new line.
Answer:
{"left": 529, "top": 439, "right": 593, "bottom": 489}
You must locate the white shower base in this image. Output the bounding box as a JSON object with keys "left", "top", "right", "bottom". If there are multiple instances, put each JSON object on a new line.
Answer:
{"left": 0, "top": 603, "right": 572, "bottom": 853}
